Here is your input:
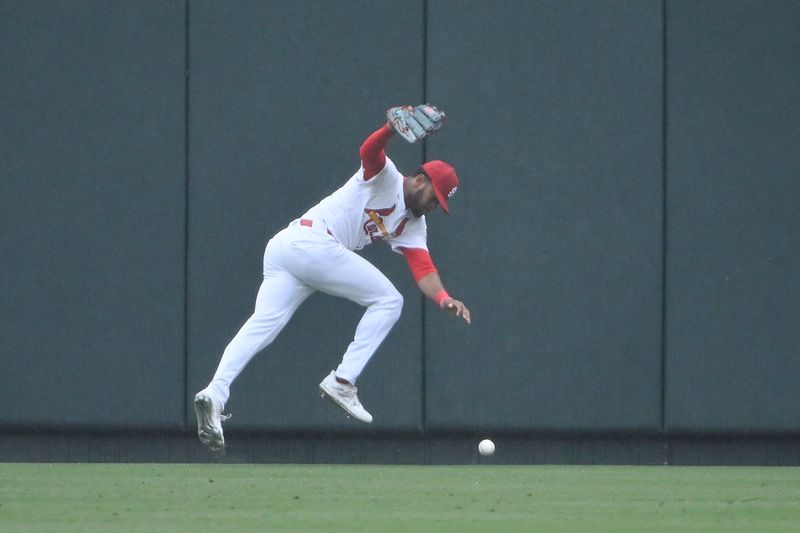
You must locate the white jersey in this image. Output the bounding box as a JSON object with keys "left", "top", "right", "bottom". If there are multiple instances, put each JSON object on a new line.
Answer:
{"left": 301, "top": 157, "right": 428, "bottom": 253}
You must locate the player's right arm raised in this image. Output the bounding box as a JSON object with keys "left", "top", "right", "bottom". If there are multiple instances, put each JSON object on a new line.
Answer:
{"left": 361, "top": 104, "right": 447, "bottom": 180}
{"left": 359, "top": 123, "right": 394, "bottom": 181}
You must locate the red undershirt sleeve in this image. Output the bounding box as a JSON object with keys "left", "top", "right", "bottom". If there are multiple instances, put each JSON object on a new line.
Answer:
{"left": 360, "top": 124, "right": 394, "bottom": 181}
{"left": 401, "top": 247, "right": 438, "bottom": 282}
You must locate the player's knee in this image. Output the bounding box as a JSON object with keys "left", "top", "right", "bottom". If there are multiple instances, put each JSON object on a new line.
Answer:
{"left": 380, "top": 288, "right": 404, "bottom": 320}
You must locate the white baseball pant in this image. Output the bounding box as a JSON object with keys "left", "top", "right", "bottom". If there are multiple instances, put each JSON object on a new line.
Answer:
{"left": 206, "top": 220, "right": 403, "bottom": 407}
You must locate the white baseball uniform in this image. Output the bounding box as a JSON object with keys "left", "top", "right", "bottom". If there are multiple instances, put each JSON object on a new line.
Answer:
{"left": 205, "top": 156, "right": 427, "bottom": 407}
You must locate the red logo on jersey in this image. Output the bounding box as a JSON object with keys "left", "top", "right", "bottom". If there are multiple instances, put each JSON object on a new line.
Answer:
{"left": 363, "top": 205, "right": 396, "bottom": 242}
{"left": 393, "top": 217, "right": 409, "bottom": 237}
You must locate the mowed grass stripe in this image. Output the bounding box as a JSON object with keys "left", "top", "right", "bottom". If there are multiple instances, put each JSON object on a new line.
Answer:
{"left": 0, "top": 464, "right": 798, "bottom": 532}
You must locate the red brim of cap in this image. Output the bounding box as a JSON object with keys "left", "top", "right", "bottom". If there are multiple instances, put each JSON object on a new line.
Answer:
{"left": 432, "top": 186, "right": 450, "bottom": 215}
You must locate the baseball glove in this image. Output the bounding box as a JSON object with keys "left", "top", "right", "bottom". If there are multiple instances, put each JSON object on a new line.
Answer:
{"left": 386, "top": 104, "right": 446, "bottom": 143}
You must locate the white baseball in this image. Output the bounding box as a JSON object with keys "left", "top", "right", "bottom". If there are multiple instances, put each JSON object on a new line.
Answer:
{"left": 478, "top": 439, "right": 495, "bottom": 456}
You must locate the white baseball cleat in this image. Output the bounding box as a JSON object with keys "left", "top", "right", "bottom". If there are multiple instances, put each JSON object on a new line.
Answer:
{"left": 319, "top": 371, "right": 373, "bottom": 423}
{"left": 193, "top": 390, "right": 230, "bottom": 453}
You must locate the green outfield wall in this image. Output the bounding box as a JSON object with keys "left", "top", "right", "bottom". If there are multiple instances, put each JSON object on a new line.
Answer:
{"left": 1, "top": 1, "right": 187, "bottom": 429}
{"left": 663, "top": 0, "right": 800, "bottom": 433}
{"left": 2, "top": 0, "right": 798, "bottom": 462}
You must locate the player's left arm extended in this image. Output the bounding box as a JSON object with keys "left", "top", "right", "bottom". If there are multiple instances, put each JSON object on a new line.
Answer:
{"left": 418, "top": 271, "right": 471, "bottom": 324}
{"left": 401, "top": 247, "right": 471, "bottom": 324}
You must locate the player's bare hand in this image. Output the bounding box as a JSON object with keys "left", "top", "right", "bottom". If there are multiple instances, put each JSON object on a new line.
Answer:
{"left": 441, "top": 297, "right": 471, "bottom": 324}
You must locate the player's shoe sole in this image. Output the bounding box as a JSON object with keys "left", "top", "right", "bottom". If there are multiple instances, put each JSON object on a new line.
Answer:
{"left": 194, "top": 392, "right": 226, "bottom": 454}
{"left": 319, "top": 372, "right": 373, "bottom": 424}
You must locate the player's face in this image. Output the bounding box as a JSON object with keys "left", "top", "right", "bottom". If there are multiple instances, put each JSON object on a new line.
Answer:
{"left": 408, "top": 175, "right": 440, "bottom": 218}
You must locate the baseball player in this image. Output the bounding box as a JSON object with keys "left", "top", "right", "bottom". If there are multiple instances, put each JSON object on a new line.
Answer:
{"left": 194, "top": 104, "right": 470, "bottom": 453}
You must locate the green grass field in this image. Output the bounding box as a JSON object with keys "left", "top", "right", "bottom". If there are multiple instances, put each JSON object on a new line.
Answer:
{"left": 0, "top": 463, "right": 798, "bottom": 532}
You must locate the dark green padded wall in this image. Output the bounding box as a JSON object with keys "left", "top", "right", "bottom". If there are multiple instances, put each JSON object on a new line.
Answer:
{"left": 423, "top": 1, "right": 664, "bottom": 432}
{"left": 664, "top": 0, "right": 800, "bottom": 432}
{"left": 0, "top": 1, "right": 186, "bottom": 428}
{"left": 3, "top": 0, "right": 798, "bottom": 440}
{"left": 186, "top": 1, "right": 426, "bottom": 430}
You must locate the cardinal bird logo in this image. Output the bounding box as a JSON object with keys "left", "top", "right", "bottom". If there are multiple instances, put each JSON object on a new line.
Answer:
{"left": 363, "top": 206, "right": 396, "bottom": 242}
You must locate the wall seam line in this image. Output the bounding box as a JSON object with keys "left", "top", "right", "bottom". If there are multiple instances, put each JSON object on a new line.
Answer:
{"left": 182, "top": 0, "right": 191, "bottom": 430}
{"left": 660, "top": 0, "right": 669, "bottom": 449}
{"left": 420, "top": 0, "right": 429, "bottom": 434}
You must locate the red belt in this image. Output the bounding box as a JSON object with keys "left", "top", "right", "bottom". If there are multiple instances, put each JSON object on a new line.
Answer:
{"left": 300, "top": 218, "right": 334, "bottom": 237}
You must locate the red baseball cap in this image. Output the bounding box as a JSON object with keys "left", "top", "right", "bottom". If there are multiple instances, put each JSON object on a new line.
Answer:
{"left": 422, "top": 160, "right": 459, "bottom": 214}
